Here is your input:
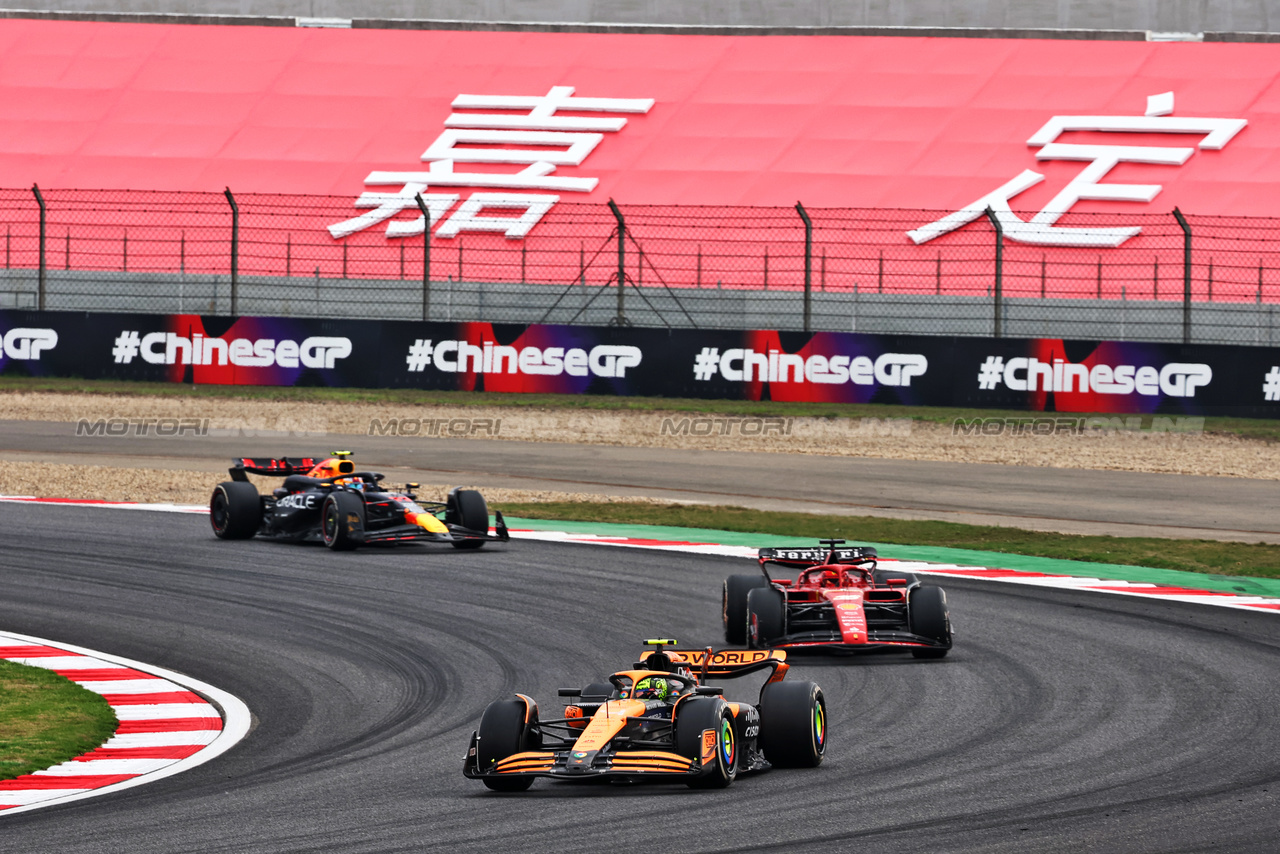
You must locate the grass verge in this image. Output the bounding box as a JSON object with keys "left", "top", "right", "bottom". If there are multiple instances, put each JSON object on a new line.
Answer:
{"left": 501, "top": 502, "right": 1280, "bottom": 579}
{"left": 2, "top": 376, "right": 1278, "bottom": 440}
{"left": 0, "top": 659, "right": 118, "bottom": 781}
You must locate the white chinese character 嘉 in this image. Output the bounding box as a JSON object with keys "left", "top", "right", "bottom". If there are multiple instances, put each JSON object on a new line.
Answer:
{"left": 329, "top": 86, "right": 654, "bottom": 240}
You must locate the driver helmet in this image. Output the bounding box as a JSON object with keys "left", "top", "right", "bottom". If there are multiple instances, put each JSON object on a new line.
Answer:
{"left": 634, "top": 676, "right": 670, "bottom": 701}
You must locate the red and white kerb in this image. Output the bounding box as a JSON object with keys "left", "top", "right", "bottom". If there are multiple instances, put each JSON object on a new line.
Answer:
{"left": 0, "top": 631, "right": 250, "bottom": 816}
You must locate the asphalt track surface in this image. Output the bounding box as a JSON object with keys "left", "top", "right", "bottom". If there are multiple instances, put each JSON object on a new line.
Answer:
{"left": 3, "top": 419, "right": 1280, "bottom": 542}
{"left": 1, "top": 502, "right": 1279, "bottom": 853}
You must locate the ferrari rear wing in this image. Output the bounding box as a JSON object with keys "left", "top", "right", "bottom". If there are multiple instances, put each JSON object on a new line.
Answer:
{"left": 228, "top": 457, "right": 320, "bottom": 480}
{"left": 758, "top": 545, "right": 878, "bottom": 569}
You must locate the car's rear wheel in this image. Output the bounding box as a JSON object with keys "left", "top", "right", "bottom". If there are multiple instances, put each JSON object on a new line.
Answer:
{"left": 759, "top": 680, "right": 826, "bottom": 768}
{"left": 723, "top": 574, "right": 769, "bottom": 645}
{"left": 908, "top": 584, "right": 951, "bottom": 659}
{"left": 210, "top": 481, "right": 261, "bottom": 540}
{"left": 675, "top": 697, "right": 736, "bottom": 789}
{"left": 447, "top": 487, "right": 490, "bottom": 550}
{"left": 476, "top": 698, "right": 538, "bottom": 792}
{"left": 746, "top": 586, "right": 786, "bottom": 649}
{"left": 321, "top": 492, "right": 364, "bottom": 551}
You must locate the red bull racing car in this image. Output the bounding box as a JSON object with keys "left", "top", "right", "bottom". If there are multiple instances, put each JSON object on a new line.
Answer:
{"left": 723, "top": 539, "right": 952, "bottom": 658}
{"left": 209, "top": 452, "right": 508, "bottom": 550}
{"left": 463, "top": 639, "right": 827, "bottom": 791}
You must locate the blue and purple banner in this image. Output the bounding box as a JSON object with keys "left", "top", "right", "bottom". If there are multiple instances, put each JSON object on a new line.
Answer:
{"left": 2, "top": 309, "right": 1277, "bottom": 417}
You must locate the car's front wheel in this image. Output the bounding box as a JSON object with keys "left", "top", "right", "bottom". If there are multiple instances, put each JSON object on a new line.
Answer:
{"left": 675, "top": 697, "right": 737, "bottom": 789}
{"left": 908, "top": 585, "right": 951, "bottom": 659}
{"left": 746, "top": 586, "right": 786, "bottom": 649}
{"left": 723, "top": 574, "right": 769, "bottom": 645}
{"left": 476, "top": 698, "right": 538, "bottom": 792}
{"left": 321, "top": 492, "right": 364, "bottom": 551}
{"left": 447, "top": 487, "right": 490, "bottom": 550}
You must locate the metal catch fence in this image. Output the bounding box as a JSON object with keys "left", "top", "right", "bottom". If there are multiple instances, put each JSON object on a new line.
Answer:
{"left": 2, "top": 186, "right": 1279, "bottom": 346}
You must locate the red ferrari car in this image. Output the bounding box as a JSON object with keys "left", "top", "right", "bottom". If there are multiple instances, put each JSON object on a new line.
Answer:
{"left": 722, "top": 539, "right": 952, "bottom": 658}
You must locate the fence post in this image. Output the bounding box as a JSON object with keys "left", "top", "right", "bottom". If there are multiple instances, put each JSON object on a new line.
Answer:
{"left": 796, "top": 201, "right": 813, "bottom": 333}
{"left": 32, "top": 184, "right": 46, "bottom": 311}
{"left": 607, "top": 198, "right": 627, "bottom": 326}
{"left": 983, "top": 206, "right": 1003, "bottom": 338}
{"left": 224, "top": 187, "right": 239, "bottom": 315}
{"left": 415, "top": 193, "right": 432, "bottom": 322}
{"left": 1173, "top": 207, "right": 1191, "bottom": 344}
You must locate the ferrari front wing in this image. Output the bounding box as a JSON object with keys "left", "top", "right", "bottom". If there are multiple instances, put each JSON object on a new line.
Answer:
{"left": 770, "top": 628, "right": 950, "bottom": 652}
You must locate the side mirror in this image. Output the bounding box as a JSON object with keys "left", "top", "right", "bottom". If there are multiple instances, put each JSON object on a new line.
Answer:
{"left": 694, "top": 686, "right": 723, "bottom": 696}
{"left": 557, "top": 688, "right": 581, "bottom": 698}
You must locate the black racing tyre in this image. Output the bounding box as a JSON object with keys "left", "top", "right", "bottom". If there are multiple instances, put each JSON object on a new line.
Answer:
{"left": 476, "top": 699, "right": 538, "bottom": 792}
{"left": 723, "top": 574, "right": 770, "bottom": 645}
{"left": 759, "top": 680, "right": 826, "bottom": 768}
{"left": 447, "top": 487, "right": 490, "bottom": 550}
{"left": 908, "top": 584, "right": 951, "bottom": 659}
{"left": 674, "top": 697, "right": 737, "bottom": 789}
{"left": 210, "top": 481, "right": 261, "bottom": 540}
{"left": 746, "top": 586, "right": 786, "bottom": 649}
{"left": 320, "top": 491, "right": 365, "bottom": 551}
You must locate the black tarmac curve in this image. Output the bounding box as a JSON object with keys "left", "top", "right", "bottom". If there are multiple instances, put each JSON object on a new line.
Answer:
{"left": 1, "top": 503, "right": 1278, "bottom": 853}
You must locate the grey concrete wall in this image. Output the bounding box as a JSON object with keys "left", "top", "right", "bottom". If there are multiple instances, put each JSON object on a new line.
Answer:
{"left": 0, "top": 1, "right": 1275, "bottom": 34}
{"left": 5, "top": 268, "right": 1279, "bottom": 346}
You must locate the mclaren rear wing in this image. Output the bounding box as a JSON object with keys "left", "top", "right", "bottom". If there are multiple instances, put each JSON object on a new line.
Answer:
{"left": 661, "top": 647, "right": 791, "bottom": 684}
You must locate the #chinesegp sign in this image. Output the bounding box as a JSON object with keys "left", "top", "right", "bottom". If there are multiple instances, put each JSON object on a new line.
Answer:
{"left": 6, "top": 308, "right": 1280, "bottom": 418}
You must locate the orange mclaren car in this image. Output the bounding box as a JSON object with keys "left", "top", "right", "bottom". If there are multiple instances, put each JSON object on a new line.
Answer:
{"left": 464, "top": 639, "right": 827, "bottom": 791}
